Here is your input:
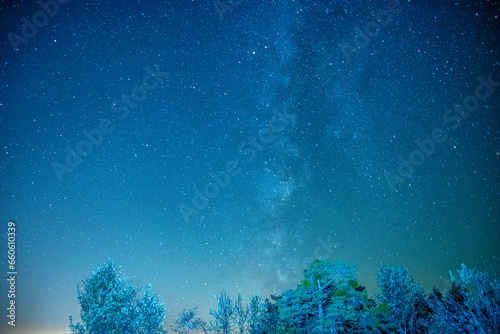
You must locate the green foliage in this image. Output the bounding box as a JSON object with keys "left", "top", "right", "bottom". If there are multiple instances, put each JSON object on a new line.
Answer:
{"left": 303, "top": 259, "right": 356, "bottom": 289}
{"left": 334, "top": 288, "right": 347, "bottom": 298}
{"left": 299, "top": 279, "right": 312, "bottom": 289}
{"left": 277, "top": 259, "right": 366, "bottom": 333}
{"left": 324, "top": 279, "right": 372, "bottom": 332}
{"left": 371, "top": 302, "right": 390, "bottom": 316}
{"left": 347, "top": 278, "right": 359, "bottom": 289}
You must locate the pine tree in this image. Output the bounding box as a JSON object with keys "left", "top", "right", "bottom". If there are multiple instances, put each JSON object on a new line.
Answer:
{"left": 277, "top": 259, "right": 357, "bottom": 333}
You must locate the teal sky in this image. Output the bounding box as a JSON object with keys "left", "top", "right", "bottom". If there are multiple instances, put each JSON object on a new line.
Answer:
{"left": 0, "top": 0, "right": 499, "bottom": 332}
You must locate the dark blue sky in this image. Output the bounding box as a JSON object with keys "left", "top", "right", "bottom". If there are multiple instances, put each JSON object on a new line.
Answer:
{"left": 0, "top": 0, "right": 499, "bottom": 332}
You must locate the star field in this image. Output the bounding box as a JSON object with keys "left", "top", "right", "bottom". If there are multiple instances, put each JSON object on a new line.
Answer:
{"left": 0, "top": 0, "right": 499, "bottom": 333}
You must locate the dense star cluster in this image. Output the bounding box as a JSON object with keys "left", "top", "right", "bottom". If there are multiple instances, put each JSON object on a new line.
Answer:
{"left": 0, "top": 0, "right": 498, "bottom": 333}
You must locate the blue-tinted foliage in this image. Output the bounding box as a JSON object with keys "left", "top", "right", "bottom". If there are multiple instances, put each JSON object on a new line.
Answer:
{"left": 69, "top": 261, "right": 499, "bottom": 334}
{"left": 69, "top": 261, "right": 166, "bottom": 334}
{"left": 427, "top": 264, "right": 500, "bottom": 334}
{"left": 172, "top": 306, "right": 207, "bottom": 334}
{"left": 210, "top": 291, "right": 234, "bottom": 334}
{"left": 376, "top": 264, "right": 424, "bottom": 332}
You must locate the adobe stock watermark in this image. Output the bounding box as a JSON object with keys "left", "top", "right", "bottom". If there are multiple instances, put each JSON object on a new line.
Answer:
{"left": 7, "top": 0, "right": 72, "bottom": 53}
{"left": 213, "top": 0, "right": 246, "bottom": 22}
{"left": 6, "top": 221, "right": 17, "bottom": 327}
{"left": 51, "top": 65, "right": 169, "bottom": 182}
{"left": 338, "top": 0, "right": 403, "bottom": 63}
{"left": 385, "top": 72, "right": 499, "bottom": 191}
{"left": 178, "top": 106, "right": 296, "bottom": 223}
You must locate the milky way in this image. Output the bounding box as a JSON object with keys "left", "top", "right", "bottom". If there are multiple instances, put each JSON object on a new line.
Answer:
{"left": 0, "top": 1, "right": 499, "bottom": 333}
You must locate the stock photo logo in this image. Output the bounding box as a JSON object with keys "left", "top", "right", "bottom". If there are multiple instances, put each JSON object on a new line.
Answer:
{"left": 385, "top": 72, "right": 499, "bottom": 191}
{"left": 213, "top": 0, "right": 246, "bottom": 22}
{"left": 7, "top": 0, "right": 72, "bottom": 53}
{"left": 339, "top": 0, "right": 403, "bottom": 63}
{"left": 51, "top": 65, "right": 169, "bottom": 182}
{"left": 179, "top": 107, "right": 296, "bottom": 223}
{"left": 1, "top": 1, "right": 499, "bottom": 333}
{"left": 300, "top": 235, "right": 341, "bottom": 271}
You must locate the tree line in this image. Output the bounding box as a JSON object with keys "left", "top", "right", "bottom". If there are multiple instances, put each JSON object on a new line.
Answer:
{"left": 69, "top": 259, "right": 500, "bottom": 333}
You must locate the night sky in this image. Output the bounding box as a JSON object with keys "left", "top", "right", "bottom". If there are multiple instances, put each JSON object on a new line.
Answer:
{"left": 0, "top": 0, "right": 499, "bottom": 333}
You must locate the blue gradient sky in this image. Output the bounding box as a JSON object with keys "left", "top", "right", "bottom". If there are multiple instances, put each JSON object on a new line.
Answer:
{"left": 0, "top": 0, "right": 499, "bottom": 332}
